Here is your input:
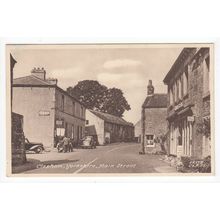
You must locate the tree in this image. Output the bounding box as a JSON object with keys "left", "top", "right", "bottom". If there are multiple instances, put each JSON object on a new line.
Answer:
{"left": 67, "top": 80, "right": 107, "bottom": 110}
{"left": 101, "top": 88, "right": 131, "bottom": 117}
{"left": 67, "top": 80, "right": 131, "bottom": 117}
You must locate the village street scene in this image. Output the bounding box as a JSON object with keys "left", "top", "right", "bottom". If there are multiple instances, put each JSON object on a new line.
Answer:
{"left": 9, "top": 45, "right": 212, "bottom": 175}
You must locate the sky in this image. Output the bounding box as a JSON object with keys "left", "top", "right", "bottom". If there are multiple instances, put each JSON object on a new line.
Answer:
{"left": 10, "top": 45, "right": 182, "bottom": 124}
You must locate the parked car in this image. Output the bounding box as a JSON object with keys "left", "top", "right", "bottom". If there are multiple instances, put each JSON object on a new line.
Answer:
{"left": 25, "top": 138, "right": 44, "bottom": 153}
{"left": 80, "top": 136, "right": 97, "bottom": 149}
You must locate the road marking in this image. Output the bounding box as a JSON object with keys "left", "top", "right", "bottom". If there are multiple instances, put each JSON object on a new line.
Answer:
{"left": 106, "top": 145, "right": 129, "bottom": 153}
{"left": 106, "top": 147, "right": 120, "bottom": 153}
{"left": 73, "top": 157, "right": 98, "bottom": 174}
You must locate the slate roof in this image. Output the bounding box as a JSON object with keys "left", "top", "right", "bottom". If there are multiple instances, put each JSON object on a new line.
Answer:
{"left": 89, "top": 110, "right": 134, "bottom": 127}
{"left": 142, "top": 94, "right": 167, "bottom": 108}
{"left": 13, "top": 75, "right": 82, "bottom": 105}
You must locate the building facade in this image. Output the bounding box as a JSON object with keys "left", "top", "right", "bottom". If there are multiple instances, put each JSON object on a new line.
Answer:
{"left": 163, "top": 48, "right": 211, "bottom": 158}
{"left": 12, "top": 68, "right": 86, "bottom": 150}
{"left": 141, "top": 80, "right": 167, "bottom": 153}
{"left": 86, "top": 109, "right": 134, "bottom": 145}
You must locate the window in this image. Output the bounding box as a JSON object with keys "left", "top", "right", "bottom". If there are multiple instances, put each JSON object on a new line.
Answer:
{"left": 183, "top": 71, "right": 188, "bottom": 96}
{"left": 146, "top": 135, "right": 154, "bottom": 146}
{"left": 71, "top": 125, "right": 74, "bottom": 139}
{"left": 65, "top": 122, "right": 68, "bottom": 136}
{"left": 81, "top": 106, "right": 84, "bottom": 118}
{"left": 72, "top": 101, "right": 75, "bottom": 116}
{"left": 174, "top": 82, "right": 177, "bottom": 102}
{"left": 169, "top": 85, "right": 174, "bottom": 105}
{"left": 61, "top": 94, "right": 64, "bottom": 111}
{"left": 86, "top": 120, "right": 89, "bottom": 125}
{"left": 203, "top": 56, "right": 210, "bottom": 94}
{"left": 80, "top": 126, "right": 83, "bottom": 138}
{"left": 178, "top": 77, "right": 182, "bottom": 100}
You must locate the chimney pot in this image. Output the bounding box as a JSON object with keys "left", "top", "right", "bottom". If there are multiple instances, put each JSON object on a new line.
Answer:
{"left": 31, "top": 67, "right": 46, "bottom": 80}
{"left": 147, "top": 79, "right": 154, "bottom": 96}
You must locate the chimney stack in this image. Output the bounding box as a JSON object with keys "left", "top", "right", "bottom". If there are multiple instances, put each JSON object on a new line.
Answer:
{"left": 147, "top": 80, "right": 154, "bottom": 96}
{"left": 47, "top": 78, "right": 58, "bottom": 85}
{"left": 31, "top": 67, "right": 46, "bottom": 80}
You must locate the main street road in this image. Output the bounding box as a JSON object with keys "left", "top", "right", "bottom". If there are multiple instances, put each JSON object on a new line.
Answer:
{"left": 22, "top": 142, "right": 177, "bottom": 174}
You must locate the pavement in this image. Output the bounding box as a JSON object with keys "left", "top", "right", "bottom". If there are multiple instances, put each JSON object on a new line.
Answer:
{"left": 12, "top": 142, "right": 177, "bottom": 174}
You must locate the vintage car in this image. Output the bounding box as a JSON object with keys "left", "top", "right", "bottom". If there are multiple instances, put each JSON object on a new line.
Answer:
{"left": 25, "top": 138, "right": 44, "bottom": 153}
{"left": 80, "top": 136, "right": 97, "bottom": 149}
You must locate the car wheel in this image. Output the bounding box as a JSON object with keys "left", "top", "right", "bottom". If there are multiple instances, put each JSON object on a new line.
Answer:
{"left": 35, "top": 146, "right": 43, "bottom": 154}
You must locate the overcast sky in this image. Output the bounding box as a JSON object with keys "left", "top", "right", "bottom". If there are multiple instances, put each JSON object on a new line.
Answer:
{"left": 10, "top": 45, "right": 182, "bottom": 124}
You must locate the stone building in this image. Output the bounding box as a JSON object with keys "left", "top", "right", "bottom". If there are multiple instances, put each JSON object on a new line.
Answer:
{"left": 12, "top": 68, "right": 86, "bottom": 150}
{"left": 163, "top": 47, "right": 211, "bottom": 158}
{"left": 141, "top": 80, "right": 167, "bottom": 153}
{"left": 86, "top": 109, "right": 134, "bottom": 145}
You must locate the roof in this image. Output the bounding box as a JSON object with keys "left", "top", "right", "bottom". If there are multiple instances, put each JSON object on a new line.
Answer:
{"left": 134, "top": 119, "right": 141, "bottom": 127}
{"left": 89, "top": 110, "right": 134, "bottom": 127}
{"left": 163, "top": 48, "right": 197, "bottom": 84}
{"left": 13, "top": 75, "right": 83, "bottom": 106}
{"left": 142, "top": 94, "right": 167, "bottom": 108}
{"left": 13, "top": 75, "right": 52, "bottom": 86}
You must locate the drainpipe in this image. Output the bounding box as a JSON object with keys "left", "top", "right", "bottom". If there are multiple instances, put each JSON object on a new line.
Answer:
{"left": 141, "top": 107, "right": 145, "bottom": 154}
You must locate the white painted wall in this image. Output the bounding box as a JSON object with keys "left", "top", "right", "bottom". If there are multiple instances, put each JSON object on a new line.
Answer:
{"left": 86, "top": 110, "right": 105, "bottom": 145}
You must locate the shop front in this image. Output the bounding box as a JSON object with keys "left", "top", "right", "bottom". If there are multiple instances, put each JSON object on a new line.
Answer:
{"left": 168, "top": 108, "right": 194, "bottom": 157}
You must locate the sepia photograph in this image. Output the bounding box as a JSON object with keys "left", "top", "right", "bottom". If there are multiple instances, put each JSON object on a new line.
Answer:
{"left": 6, "top": 43, "right": 214, "bottom": 176}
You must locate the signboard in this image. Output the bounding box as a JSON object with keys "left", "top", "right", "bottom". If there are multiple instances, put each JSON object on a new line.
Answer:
{"left": 39, "top": 110, "right": 50, "bottom": 116}
{"left": 56, "top": 120, "right": 63, "bottom": 126}
{"left": 187, "top": 116, "right": 195, "bottom": 122}
{"left": 177, "top": 145, "right": 184, "bottom": 158}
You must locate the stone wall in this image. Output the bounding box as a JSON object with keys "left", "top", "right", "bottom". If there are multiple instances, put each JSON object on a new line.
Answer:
{"left": 189, "top": 48, "right": 210, "bottom": 158}
{"left": 144, "top": 108, "right": 167, "bottom": 137}
{"left": 12, "top": 112, "right": 26, "bottom": 165}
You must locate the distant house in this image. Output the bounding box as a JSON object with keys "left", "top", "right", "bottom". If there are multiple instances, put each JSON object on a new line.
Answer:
{"left": 141, "top": 80, "right": 167, "bottom": 153}
{"left": 12, "top": 67, "right": 86, "bottom": 150}
{"left": 134, "top": 120, "right": 141, "bottom": 143}
{"left": 86, "top": 109, "right": 134, "bottom": 145}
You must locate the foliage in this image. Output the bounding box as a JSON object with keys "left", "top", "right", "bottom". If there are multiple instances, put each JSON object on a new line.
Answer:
{"left": 197, "top": 117, "right": 211, "bottom": 138}
{"left": 189, "top": 156, "right": 211, "bottom": 173}
{"left": 67, "top": 80, "right": 131, "bottom": 117}
{"left": 67, "top": 80, "right": 107, "bottom": 110}
{"left": 180, "top": 156, "right": 191, "bottom": 168}
{"left": 100, "top": 88, "right": 131, "bottom": 117}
